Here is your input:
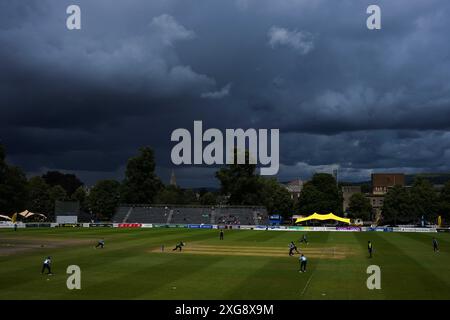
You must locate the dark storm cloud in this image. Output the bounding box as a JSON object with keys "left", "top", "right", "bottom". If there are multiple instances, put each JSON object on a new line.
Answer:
{"left": 1, "top": 0, "right": 450, "bottom": 186}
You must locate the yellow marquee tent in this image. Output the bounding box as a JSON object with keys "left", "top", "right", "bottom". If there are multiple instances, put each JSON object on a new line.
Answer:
{"left": 295, "top": 212, "right": 351, "bottom": 224}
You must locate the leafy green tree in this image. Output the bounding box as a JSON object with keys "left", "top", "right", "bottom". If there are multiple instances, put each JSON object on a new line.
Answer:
{"left": 155, "top": 185, "right": 200, "bottom": 205}
{"left": 155, "top": 185, "right": 183, "bottom": 204}
{"left": 259, "top": 177, "right": 294, "bottom": 219}
{"left": 49, "top": 185, "right": 67, "bottom": 203}
{"left": 27, "top": 176, "right": 52, "bottom": 215}
{"left": 71, "top": 186, "right": 88, "bottom": 211}
{"left": 0, "top": 145, "right": 28, "bottom": 214}
{"left": 410, "top": 177, "right": 439, "bottom": 222}
{"left": 88, "top": 180, "right": 121, "bottom": 220}
{"left": 200, "top": 192, "right": 217, "bottom": 206}
{"left": 215, "top": 149, "right": 261, "bottom": 205}
{"left": 42, "top": 171, "right": 83, "bottom": 196}
{"left": 348, "top": 193, "right": 372, "bottom": 220}
{"left": 181, "top": 189, "right": 198, "bottom": 204}
{"left": 382, "top": 185, "right": 415, "bottom": 224}
{"left": 121, "top": 147, "right": 162, "bottom": 204}
{"left": 0, "top": 144, "right": 5, "bottom": 179}
{"left": 438, "top": 180, "right": 450, "bottom": 222}
{"left": 297, "top": 173, "right": 341, "bottom": 214}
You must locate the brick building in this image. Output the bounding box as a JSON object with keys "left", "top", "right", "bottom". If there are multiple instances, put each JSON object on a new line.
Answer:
{"left": 342, "top": 185, "right": 362, "bottom": 213}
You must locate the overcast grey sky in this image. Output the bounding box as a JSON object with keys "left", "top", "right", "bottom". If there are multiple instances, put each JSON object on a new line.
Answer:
{"left": 1, "top": 0, "right": 450, "bottom": 187}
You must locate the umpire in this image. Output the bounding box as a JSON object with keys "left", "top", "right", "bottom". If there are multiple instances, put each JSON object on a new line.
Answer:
{"left": 299, "top": 254, "right": 307, "bottom": 273}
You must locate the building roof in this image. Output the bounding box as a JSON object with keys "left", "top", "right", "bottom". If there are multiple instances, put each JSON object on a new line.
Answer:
{"left": 371, "top": 173, "right": 405, "bottom": 187}
{"left": 284, "top": 179, "right": 303, "bottom": 193}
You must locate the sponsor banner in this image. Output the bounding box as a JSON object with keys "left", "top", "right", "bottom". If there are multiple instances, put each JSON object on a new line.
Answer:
{"left": 238, "top": 225, "right": 255, "bottom": 230}
{"left": 0, "top": 224, "right": 13, "bottom": 228}
{"left": 336, "top": 226, "right": 361, "bottom": 232}
{"left": 57, "top": 223, "right": 82, "bottom": 227}
{"left": 311, "top": 227, "right": 330, "bottom": 231}
{"left": 437, "top": 228, "right": 450, "bottom": 233}
{"left": 89, "top": 223, "right": 113, "bottom": 228}
{"left": 225, "top": 225, "right": 240, "bottom": 229}
{"left": 117, "top": 223, "right": 142, "bottom": 228}
{"left": 216, "top": 225, "right": 241, "bottom": 229}
{"left": 255, "top": 225, "right": 273, "bottom": 230}
{"left": 288, "top": 226, "right": 312, "bottom": 231}
{"left": 367, "top": 227, "right": 393, "bottom": 232}
{"left": 151, "top": 224, "right": 187, "bottom": 228}
{"left": 254, "top": 225, "right": 286, "bottom": 231}
{"left": 200, "top": 224, "right": 213, "bottom": 229}
{"left": 269, "top": 226, "right": 288, "bottom": 231}
{"left": 26, "top": 223, "right": 51, "bottom": 228}
{"left": 141, "top": 224, "right": 153, "bottom": 228}
{"left": 188, "top": 224, "right": 200, "bottom": 228}
{"left": 416, "top": 228, "right": 437, "bottom": 233}
{"left": 151, "top": 224, "right": 166, "bottom": 228}
{"left": 396, "top": 227, "right": 437, "bottom": 233}
{"left": 0, "top": 222, "right": 26, "bottom": 228}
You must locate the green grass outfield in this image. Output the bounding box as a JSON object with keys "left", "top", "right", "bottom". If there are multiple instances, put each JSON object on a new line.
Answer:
{"left": 0, "top": 228, "right": 449, "bottom": 299}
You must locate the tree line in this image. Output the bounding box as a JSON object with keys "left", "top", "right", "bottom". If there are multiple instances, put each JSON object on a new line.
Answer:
{"left": 1, "top": 143, "right": 449, "bottom": 224}
{"left": 345, "top": 177, "right": 450, "bottom": 224}
{"left": 0, "top": 145, "right": 205, "bottom": 220}
{"left": 0, "top": 145, "right": 295, "bottom": 221}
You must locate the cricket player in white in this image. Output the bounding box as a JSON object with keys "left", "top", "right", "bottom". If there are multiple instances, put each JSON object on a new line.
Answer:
{"left": 41, "top": 256, "right": 52, "bottom": 275}
{"left": 299, "top": 254, "right": 307, "bottom": 273}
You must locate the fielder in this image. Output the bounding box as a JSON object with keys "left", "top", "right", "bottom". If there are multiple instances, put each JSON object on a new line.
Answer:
{"left": 433, "top": 238, "right": 439, "bottom": 252}
{"left": 95, "top": 239, "right": 105, "bottom": 249}
{"left": 41, "top": 256, "right": 52, "bottom": 275}
{"left": 173, "top": 241, "right": 185, "bottom": 252}
{"left": 299, "top": 234, "right": 308, "bottom": 244}
{"left": 368, "top": 241, "right": 373, "bottom": 258}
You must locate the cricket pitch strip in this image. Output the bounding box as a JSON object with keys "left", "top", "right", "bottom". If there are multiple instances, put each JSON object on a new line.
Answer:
{"left": 150, "top": 244, "right": 352, "bottom": 259}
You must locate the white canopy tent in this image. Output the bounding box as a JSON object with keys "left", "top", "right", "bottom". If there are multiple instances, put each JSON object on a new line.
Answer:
{"left": 16, "top": 210, "right": 47, "bottom": 220}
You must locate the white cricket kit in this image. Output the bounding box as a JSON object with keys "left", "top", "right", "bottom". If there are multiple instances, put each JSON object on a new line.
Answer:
{"left": 44, "top": 259, "right": 51, "bottom": 265}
